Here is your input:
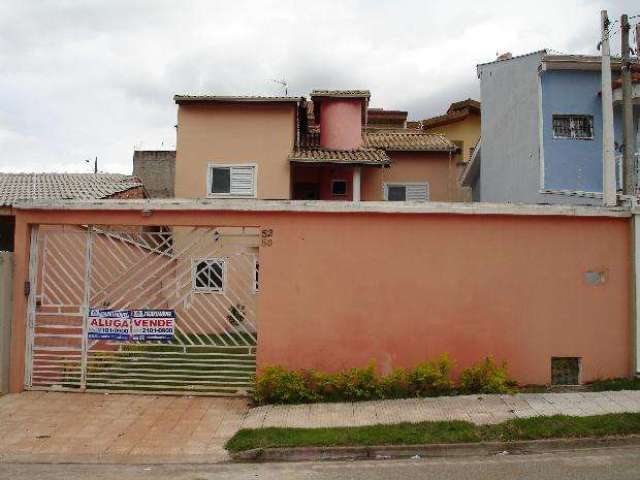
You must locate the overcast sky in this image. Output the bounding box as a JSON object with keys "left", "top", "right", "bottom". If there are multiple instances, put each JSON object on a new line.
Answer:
{"left": 0, "top": 0, "right": 636, "bottom": 174}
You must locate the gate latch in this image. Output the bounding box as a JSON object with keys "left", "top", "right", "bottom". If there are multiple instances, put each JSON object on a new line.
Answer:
{"left": 24, "top": 281, "right": 30, "bottom": 296}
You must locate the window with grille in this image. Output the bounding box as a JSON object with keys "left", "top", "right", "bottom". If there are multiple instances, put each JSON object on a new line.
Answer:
{"left": 192, "top": 258, "right": 225, "bottom": 293}
{"left": 208, "top": 164, "right": 256, "bottom": 197}
{"left": 384, "top": 183, "right": 429, "bottom": 201}
{"left": 552, "top": 115, "right": 594, "bottom": 140}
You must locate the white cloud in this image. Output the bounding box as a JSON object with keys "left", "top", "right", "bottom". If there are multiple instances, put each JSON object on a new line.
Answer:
{"left": 0, "top": 0, "right": 636, "bottom": 173}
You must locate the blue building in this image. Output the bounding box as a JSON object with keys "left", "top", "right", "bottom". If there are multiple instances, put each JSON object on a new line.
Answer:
{"left": 462, "top": 51, "right": 640, "bottom": 205}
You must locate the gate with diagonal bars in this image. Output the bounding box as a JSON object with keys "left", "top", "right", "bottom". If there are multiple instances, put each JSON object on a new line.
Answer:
{"left": 24, "top": 223, "right": 259, "bottom": 396}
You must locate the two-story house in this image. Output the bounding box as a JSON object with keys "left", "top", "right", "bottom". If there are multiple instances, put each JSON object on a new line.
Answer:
{"left": 461, "top": 51, "right": 640, "bottom": 205}
{"left": 421, "top": 98, "right": 481, "bottom": 201}
{"left": 166, "top": 90, "right": 467, "bottom": 203}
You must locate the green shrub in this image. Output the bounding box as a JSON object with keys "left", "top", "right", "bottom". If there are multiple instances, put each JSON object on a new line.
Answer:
{"left": 407, "top": 354, "right": 454, "bottom": 397}
{"left": 379, "top": 368, "right": 409, "bottom": 399}
{"left": 332, "top": 363, "right": 382, "bottom": 401}
{"left": 254, "top": 366, "right": 313, "bottom": 404}
{"left": 253, "top": 355, "right": 518, "bottom": 405}
{"left": 459, "top": 357, "right": 517, "bottom": 394}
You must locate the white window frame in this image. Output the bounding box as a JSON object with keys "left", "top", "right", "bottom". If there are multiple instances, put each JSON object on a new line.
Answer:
{"left": 206, "top": 163, "right": 258, "bottom": 198}
{"left": 383, "top": 182, "right": 429, "bottom": 202}
{"left": 551, "top": 114, "right": 594, "bottom": 140}
{"left": 192, "top": 257, "right": 226, "bottom": 294}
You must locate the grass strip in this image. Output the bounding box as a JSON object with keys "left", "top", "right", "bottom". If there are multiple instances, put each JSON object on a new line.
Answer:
{"left": 225, "top": 413, "right": 640, "bottom": 452}
{"left": 589, "top": 378, "right": 640, "bottom": 392}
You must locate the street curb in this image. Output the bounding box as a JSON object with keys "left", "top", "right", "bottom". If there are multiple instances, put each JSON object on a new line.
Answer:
{"left": 229, "top": 435, "right": 640, "bottom": 463}
{"left": 0, "top": 453, "right": 231, "bottom": 465}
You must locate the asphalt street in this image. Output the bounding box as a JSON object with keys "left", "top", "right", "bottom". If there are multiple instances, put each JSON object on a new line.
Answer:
{"left": 2, "top": 445, "right": 640, "bottom": 480}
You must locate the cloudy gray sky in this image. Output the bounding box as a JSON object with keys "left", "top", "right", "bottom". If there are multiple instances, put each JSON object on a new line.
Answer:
{"left": 0, "top": 0, "right": 636, "bottom": 174}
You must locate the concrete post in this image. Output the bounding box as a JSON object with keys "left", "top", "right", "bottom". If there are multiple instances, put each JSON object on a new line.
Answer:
{"left": 621, "top": 14, "right": 636, "bottom": 196}
{"left": 0, "top": 252, "right": 13, "bottom": 394}
{"left": 601, "top": 10, "right": 617, "bottom": 206}
{"left": 634, "top": 215, "right": 640, "bottom": 376}
{"left": 353, "top": 167, "right": 362, "bottom": 202}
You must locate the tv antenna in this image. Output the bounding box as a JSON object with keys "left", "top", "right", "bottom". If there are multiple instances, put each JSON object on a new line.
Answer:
{"left": 271, "top": 78, "right": 288, "bottom": 96}
{"left": 85, "top": 156, "right": 98, "bottom": 174}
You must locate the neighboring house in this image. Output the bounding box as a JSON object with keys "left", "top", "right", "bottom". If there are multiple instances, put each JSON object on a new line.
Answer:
{"left": 421, "top": 99, "right": 481, "bottom": 164}
{"left": 421, "top": 99, "right": 481, "bottom": 201}
{"left": 462, "top": 51, "right": 640, "bottom": 205}
{"left": 170, "top": 90, "right": 467, "bottom": 203}
{"left": 0, "top": 173, "right": 145, "bottom": 251}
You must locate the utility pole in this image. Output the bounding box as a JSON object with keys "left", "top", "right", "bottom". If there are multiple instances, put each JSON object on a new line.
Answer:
{"left": 621, "top": 14, "right": 635, "bottom": 196}
{"left": 601, "top": 10, "right": 617, "bottom": 206}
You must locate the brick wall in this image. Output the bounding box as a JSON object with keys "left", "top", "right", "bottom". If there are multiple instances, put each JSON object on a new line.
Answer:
{"left": 132, "top": 150, "right": 176, "bottom": 198}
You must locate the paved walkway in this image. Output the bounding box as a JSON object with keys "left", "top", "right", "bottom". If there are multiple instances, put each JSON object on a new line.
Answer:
{"left": 0, "top": 391, "right": 249, "bottom": 463}
{"left": 240, "top": 391, "right": 640, "bottom": 429}
{"left": 2, "top": 390, "right": 640, "bottom": 464}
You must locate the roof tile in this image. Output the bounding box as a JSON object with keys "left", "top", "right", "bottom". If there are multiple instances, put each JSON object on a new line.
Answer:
{"left": 363, "top": 131, "right": 455, "bottom": 152}
{"left": 288, "top": 148, "right": 390, "bottom": 166}
{"left": 0, "top": 173, "right": 143, "bottom": 207}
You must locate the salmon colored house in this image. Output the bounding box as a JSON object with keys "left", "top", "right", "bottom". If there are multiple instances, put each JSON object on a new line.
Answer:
{"left": 173, "top": 90, "right": 467, "bottom": 204}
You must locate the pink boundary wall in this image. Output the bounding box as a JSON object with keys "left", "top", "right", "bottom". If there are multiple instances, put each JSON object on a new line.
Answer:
{"left": 9, "top": 205, "right": 632, "bottom": 391}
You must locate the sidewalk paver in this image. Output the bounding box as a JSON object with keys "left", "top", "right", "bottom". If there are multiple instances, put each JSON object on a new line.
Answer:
{"left": 0, "top": 391, "right": 249, "bottom": 463}
{"left": 239, "top": 390, "right": 640, "bottom": 429}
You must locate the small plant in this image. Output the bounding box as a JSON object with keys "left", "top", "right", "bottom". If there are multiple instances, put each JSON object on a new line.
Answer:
{"left": 227, "top": 304, "right": 246, "bottom": 326}
{"left": 407, "top": 353, "right": 454, "bottom": 397}
{"left": 332, "top": 362, "right": 381, "bottom": 401}
{"left": 254, "top": 366, "right": 313, "bottom": 404}
{"left": 459, "top": 356, "right": 517, "bottom": 394}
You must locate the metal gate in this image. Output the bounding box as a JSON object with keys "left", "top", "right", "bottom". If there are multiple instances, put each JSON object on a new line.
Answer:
{"left": 25, "top": 224, "right": 259, "bottom": 396}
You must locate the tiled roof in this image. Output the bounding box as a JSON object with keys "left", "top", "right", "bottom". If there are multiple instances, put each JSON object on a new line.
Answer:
{"left": 174, "top": 95, "right": 304, "bottom": 104}
{"left": 363, "top": 131, "right": 455, "bottom": 152}
{"left": 0, "top": 173, "right": 143, "bottom": 207}
{"left": 288, "top": 148, "right": 390, "bottom": 166}
{"left": 421, "top": 99, "right": 481, "bottom": 129}
{"left": 310, "top": 90, "right": 371, "bottom": 99}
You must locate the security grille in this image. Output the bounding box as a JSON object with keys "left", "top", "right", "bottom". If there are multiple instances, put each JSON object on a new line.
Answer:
{"left": 25, "top": 224, "right": 259, "bottom": 396}
{"left": 552, "top": 115, "right": 594, "bottom": 140}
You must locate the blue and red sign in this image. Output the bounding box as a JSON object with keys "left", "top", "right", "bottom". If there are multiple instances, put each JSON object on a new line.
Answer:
{"left": 87, "top": 309, "right": 175, "bottom": 342}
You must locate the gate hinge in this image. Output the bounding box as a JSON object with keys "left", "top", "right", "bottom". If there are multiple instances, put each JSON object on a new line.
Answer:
{"left": 24, "top": 281, "right": 31, "bottom": 296}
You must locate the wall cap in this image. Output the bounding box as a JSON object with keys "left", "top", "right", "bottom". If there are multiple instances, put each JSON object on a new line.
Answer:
{"left": 11, "top": 199, "right": 633, "bottom": 218}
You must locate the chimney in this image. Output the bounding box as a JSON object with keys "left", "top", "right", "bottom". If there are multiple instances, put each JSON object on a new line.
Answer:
{"left": 310, "top": 90, "right": 370, "bottom": 150}
{"left": 496, "top": 52, "right": 513, "bottom": 61}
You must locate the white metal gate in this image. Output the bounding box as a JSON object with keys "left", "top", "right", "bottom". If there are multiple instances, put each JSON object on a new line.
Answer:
{"left": 25, "top": 224, "right": 259, "bottom": 396}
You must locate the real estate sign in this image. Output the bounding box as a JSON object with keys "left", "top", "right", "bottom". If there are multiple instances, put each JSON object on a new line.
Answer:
{"left": 131, "top": 309, "right": 176, "bottom": 342}
{"left": 87, "top": 309, "right": 131, "bottom": 341}
{"left": 87, "top": 309, "right": 175, "bottom": 342}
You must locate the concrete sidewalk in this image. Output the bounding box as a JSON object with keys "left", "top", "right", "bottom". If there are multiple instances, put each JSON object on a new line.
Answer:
{"left": 240, "top": 391, "right": 640, "bottom": 429}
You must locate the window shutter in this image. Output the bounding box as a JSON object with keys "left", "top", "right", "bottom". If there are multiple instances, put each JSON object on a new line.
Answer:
{"left": 405, "top": 184, "right": 428, "bottom": 201}
{"left": 229, "top": 166, "right": 255, "bottom": 196}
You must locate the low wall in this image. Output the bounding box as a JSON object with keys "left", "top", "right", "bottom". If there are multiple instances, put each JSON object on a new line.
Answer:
{"left": 7, "top": 201, "right": 634, "bottom": 390}
{"left": 257, "top": 212, "right": 632, "bottom": 385}
{"left": 0, "top": 252, "right": 12, "bottom": 394}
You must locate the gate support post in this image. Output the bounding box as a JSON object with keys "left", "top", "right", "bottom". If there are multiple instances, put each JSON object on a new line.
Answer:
{"left": 9, "top": 218, "right": 32, "bottom": 392}
{"left": 79, "top": 226, "right": 94, "bottom": 390}
{"left": 633, "top": 214, "right": 640, "bottom": 377}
